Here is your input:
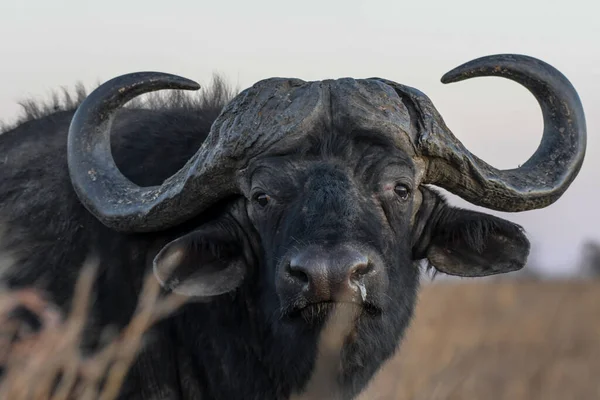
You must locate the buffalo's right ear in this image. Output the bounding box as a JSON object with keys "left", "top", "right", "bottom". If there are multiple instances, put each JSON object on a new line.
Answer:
{"left": 152, "top": 223, "right": 249, "bottom": 299}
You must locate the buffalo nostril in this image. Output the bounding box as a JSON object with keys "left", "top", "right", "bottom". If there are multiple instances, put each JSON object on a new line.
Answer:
{"left": 286, "top": 263, "right": 309, "bottom": 284}
{"left": 349, "top": 261, "right": 373, "bottom": 281}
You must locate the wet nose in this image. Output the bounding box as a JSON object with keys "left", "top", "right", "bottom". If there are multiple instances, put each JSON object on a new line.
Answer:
{"left": 284, "top": 246, "right": 374, "bottom": 301}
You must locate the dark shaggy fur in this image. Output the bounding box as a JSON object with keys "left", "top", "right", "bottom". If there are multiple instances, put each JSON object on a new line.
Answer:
{"left": 0, "top": 75, "right": 530, "bottom": 400}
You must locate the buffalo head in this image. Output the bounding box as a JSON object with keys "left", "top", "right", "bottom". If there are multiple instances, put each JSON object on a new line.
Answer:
{"left": 65, "top": 54, "right": 586, "bottom": 396}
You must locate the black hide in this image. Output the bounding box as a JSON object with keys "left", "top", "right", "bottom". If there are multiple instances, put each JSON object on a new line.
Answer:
{"left": 0, "top": 82, "right": 530, "bottom": 400}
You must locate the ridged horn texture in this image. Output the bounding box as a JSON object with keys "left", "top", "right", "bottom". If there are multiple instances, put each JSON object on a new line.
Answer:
{"left": 418, "top": 54, "right": 586, "bottom": 211}
{"left": 67, "top": 55, "right": 586, "bottom": 234}
{"left": 68, "top": 73, "right": 322, "bottom": 233}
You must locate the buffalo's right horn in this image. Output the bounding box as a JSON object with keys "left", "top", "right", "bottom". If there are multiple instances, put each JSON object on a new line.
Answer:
{"left": 67, "top": 72, "right": 240, "bottom": 232}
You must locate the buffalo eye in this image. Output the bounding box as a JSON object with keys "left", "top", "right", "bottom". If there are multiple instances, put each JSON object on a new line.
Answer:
{"left": 254, "top": 193, "right": 271, "bottom": 207}
{"left": 394, "top": 184, "right": 410, "bottom": 200}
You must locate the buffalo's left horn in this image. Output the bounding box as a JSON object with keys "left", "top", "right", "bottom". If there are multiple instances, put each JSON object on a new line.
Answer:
{"left": 418, "top": 54, "right": 586, "bottom": 211}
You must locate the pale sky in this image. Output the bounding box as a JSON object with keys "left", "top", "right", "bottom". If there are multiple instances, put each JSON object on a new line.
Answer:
{"left": 0, "top": 0, "right": 598, "bottom": 275}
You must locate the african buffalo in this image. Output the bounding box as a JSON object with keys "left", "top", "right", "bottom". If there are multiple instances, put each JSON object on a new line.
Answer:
{"left": 0, "top": 54, "right": 586, "bottom": 399}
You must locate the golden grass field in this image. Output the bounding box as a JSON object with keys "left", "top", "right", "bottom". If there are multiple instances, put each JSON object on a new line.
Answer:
{"left": 2, "top": 269, "right": 599, "bottom": 399}
{"left": 359, "top": 279, "right": 600, "bottom": 400}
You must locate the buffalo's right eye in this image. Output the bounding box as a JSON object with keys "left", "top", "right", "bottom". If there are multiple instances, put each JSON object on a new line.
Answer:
{"left": 254, "top": 193, "right": 271, "bottom": 207}
{"left": 394, "top": 184, "right": 410, "bottom": 200}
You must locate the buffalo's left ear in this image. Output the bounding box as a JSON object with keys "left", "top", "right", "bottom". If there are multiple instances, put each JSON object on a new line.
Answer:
{"left": 415, "top": 189, "right": 531, "bottom": 277}
{"left": 152, "top": 224, "right": 249, "bottom": 298}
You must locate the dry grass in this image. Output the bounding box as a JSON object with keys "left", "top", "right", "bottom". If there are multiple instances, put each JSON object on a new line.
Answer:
{"left": 2, "top": 268, "right": 599, "bottom": 400}
{"left": 359, "top": 279, "right": 600, "bottom": 400}
{"left": 0, "top": 259, "right": 188, "bottom": 400}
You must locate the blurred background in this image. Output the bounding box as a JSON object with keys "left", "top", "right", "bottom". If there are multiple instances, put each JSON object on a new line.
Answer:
{"left": 1, "top": 0, "right": 598, "bottom": 398}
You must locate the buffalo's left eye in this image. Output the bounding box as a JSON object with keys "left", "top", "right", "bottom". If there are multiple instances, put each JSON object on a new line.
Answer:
{"left": 394, "top": 184, "right": 410, "bottom": 200}
{"left": 254, "top": 193, "right": 271, "bottom": 207}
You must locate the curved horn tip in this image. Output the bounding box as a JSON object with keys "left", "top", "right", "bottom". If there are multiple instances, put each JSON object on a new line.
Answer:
{"left": 103, "top": 71, "right": 201, "bottom": 93}
{"left": 439, "top": 53, "right": 548, "bottom": 85}
{"left": 139, "top": 72, "right": 202, "bottom": 91}
{"left": 175, "top": 76, "right": 201, "bottom": 91}
{"left": 177, "top": 78, "right": 201, "bottom": 91}
{"left": 440, "top": 72, "right": 459, "bottom": 84}
{"left": 71, "top": 72, "right": 202, "bottom": 119}
{"left": 440, "top": 63, "right": 482, "bottom": 84}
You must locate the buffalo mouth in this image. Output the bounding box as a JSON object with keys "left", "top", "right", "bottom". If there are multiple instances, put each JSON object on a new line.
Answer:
{"left": 285, "top": 300, "right": 381, "bottom": 325}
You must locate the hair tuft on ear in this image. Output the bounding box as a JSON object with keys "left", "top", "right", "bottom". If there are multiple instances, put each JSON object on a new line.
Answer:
{"left": 436, "top": 209, "right": 527, "bottom": 254}
{"left": 415, "top": 187, "right": 531, "bottom": 278}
